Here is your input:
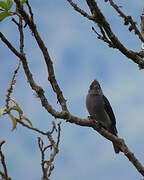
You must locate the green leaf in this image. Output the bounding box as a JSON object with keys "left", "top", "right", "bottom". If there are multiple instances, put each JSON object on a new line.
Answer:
{"left": 0, "top": 11, "right": 12, "bottom": 21}
{"left": 6, "top": 0, "right": 13, "bottom": 10}
{"left": 0, "top": 109, "right": 5, "bottom": 116}
{"left": 11, "top": 99, "right": 23, "bottom": 115}
{"left": 12, "top": 105, "right": 23, "bottom": 115}
{"left": 9, "top": 113, "right": 17, "bottom": 131}
{"left": 20, "top": 0, "right": 27, "bottom": 6}
{"left": 0, "top": 1, "right": 7, "bottom": 10}
{"left": 0, "top": 0, "right": 13, "bottom": 11}
{"left": 22, "top": 115, "right": 33, "bottom": 127}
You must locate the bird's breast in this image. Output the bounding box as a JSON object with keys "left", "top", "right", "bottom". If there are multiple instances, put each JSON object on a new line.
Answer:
{"left": 86, "top": 93, "right": 112, "bottom": 129}
{"left": 86, "top": 93, "right": 104, "bottom": 115}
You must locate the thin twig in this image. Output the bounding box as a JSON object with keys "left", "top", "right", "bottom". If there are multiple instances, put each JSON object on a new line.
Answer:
{"left": 66, "top": 0, "right": 93, "bottom": 20}
{"left": 0, "top": 32, "right": 21, "bottom": 58}
{"left": 141, "top": 9, "right": 144, "bottom": 51}
{"left": 5, "top": 62, "right": 21, "bottom": 109}
{"left": 0, "top": 141, "right": 9, "bottom": 180}
{"left": 18, "top": 17, "right": 24, "bottom": 54}
{"left": 38, "top": 122, "right": 61, "bottom": 180}
{"left": 50, "top": 121, "right": 57, "bottom": 134}
{"left": 11, "top": 18, "right": 19, "bottom": 26}
{"left": 26, "top": 0, "right": 34, "bottom": 21}
{"left": 107, "top": 0, "right": 144, "bottom": 42}
{"left": 92, "top": 26, "right": 115, "bottom": 48}
{"left": 0, "top": 171, "right": 12, "bottom": 180}
{"left": 56, "top": 122, "right": 61, "bottom": 147}
{"left": 16, "top": 119, "right": 47, "bottom": 135}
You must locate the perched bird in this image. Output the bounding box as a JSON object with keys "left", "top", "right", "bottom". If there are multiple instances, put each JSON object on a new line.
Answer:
{"left": 86, "top": 80, "right": 120, "bottom": 153}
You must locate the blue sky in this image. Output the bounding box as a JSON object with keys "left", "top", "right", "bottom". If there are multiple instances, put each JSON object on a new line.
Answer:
{"left": 1, "top": 0, "right": 144, "bottom": 180}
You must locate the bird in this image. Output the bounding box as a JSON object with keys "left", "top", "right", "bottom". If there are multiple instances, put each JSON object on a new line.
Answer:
{"left": 86, "top": 79, "right": 120, "bottom": 153}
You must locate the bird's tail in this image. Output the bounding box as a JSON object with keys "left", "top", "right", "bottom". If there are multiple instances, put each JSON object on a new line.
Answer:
{"left": 112, "top": 142, "right": 120, "bottom": 154}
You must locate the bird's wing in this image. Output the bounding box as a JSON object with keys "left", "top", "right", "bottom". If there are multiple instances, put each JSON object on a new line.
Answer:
{"left": 103, "top": 95, "right": 117, "bottom": 134}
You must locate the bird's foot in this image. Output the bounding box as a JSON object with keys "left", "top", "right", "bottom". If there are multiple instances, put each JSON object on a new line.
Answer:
{"left": 88, "top": 116, "right": 106, "bottom": 129}
{"left": 88, "top": 115, "right": 97, "bottom": 120}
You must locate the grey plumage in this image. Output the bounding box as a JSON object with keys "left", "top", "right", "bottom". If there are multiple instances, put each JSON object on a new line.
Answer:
{"left": 86, "top": 80, "right": 120, "bottom": 153}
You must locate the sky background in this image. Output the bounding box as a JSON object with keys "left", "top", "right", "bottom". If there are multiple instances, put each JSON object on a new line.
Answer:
{"left": 1, "top": 0, "right": 144, "bottom": 179}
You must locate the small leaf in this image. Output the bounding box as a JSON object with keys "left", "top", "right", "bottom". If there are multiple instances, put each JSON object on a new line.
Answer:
{"left": 12, "top": 105, "right": 23, "bottom": 115}
{"left": 6, "top": 0, "right": 13, "bottom": 10}
{"left": 0, "top": 109, "right": 5, "bottom": 116}
{"left": 0, "top": 11, "right": 12, "bottom": 21}
{"left": 11, "top": 98, "right": 16, "bottom": 105}
{"left": 9, "top": 113, "right": 17, "bottom": 131}
{"left": 0, "top": 1, "right": 7, "bottom": 10}
{"left": 11, "top": 99, "right": 23, "bottom": 115}
{"left": 22, "top": 115, "right": 33, "bottom": 127}
{"left": 20, "top": 0, "right": 27, "bottom": 6}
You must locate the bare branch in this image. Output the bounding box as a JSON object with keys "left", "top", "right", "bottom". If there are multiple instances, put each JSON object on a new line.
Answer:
{"left": 18, "top": 17, "right": 24, "bottom": 54}
{"left": 0, "top": 31, "right": 65, "bottom": 120}
{"left": 0, "top": 171, "right": 12, "bottom": 180}
{"left": 5, "top": 62, "right": 21, "bottom": 109}
{"left": 11, "top": 18, "right": 19, "bottom": 26}
{"left": 26, "top": 0, "right": 34, "bottom": 21}
{"left": 86, "top": 0, "right": 144, "bottom": 68}
{"left": 0, "top": 141, "right": 9, "bottom": 180}
{"left": 56, "top": 122, "right": 61, "bottom": 147}
{"left": 92, "top": 120, "right": 144, "bottom": 176}
{"left": 0, "top": 32, "right": 21, "bottom": 58}
{"left": 66, "top": 0, "right": 93, "bottom": 20}
{"left": 16, "top": 119, "right": 48, "bottom": 135}
{"left": 141, "top": 9, "right": 144, "bottom": 51}
{"left": 38, "top": 122, "right": 61, "bottom": 180}
{"left": 67, "top": 0, "right": 144, "bottom": 68}
{"left": 5, "top": 11, "right": 24, "bottom": 111}
{"left": 14, "top": 0, "right": 68, "bottom": 112}
{"left": 50, "top": 121, "right": 57, "bottom": 134}
{"left": 106, "top": 0, "right": 144, "bottom": 42}
{"left": 92, "top": 26, "right": 115, "bottom": 48}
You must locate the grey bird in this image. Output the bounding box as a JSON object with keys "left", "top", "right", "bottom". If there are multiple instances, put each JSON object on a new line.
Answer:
{"left": 86, "top": 80, "right": 120, "bottom": 153}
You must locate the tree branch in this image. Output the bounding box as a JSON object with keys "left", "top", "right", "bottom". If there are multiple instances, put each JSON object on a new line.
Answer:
{"left": 0, "top": 32, "right": 21, "bottom": 58}
{"left": 5, "top": 62, "right": 21, "bottom": 110}
{"left": 0, "top": 31, "right": 66, "bottom": 120}
{"left": 92, "top": 26, "right": 116, "bottom": 48}
{"left": 1, "top": 16, "right": 144, "bottom": 178}
{"left": 91, "top": 120, "right": 144, "bottom": 176}
{"left": 0, "top": 141, "right": 9, "bottom": 180}
{"left": 16, "top": 119, "right": 48, "bottom": 135}
{"left": 106, "top": 0, "right": 144, "bottom": 42}
{"left": 66, "top": 0, "right": 93, "bottom": 20}
{"left": 1, "top": 1, "right": 144, "bottom": 178}
{"left": 141, "top": 9, "right": 144, "bottom": 51}
{"left": 38, "top": 122, "right": 61, "bottom": 180}
{"left": 86, "top": 0, "right": 144, "bottom": 68}
{"left": 67, "top": 0, "right": 144, "bottom": 69}
{"left": 14, "top": 0, "right": 68, "bottom": 112}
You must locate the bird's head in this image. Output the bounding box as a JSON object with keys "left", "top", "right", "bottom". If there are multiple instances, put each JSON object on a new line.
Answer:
{"left": 89, "top": 80, "right": 103, "bottom": 95}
